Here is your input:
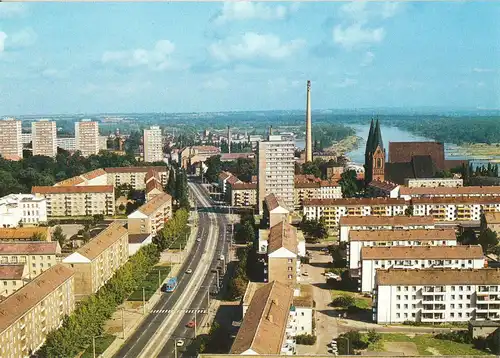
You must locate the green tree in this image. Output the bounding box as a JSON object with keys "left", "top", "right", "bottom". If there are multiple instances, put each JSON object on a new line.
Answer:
{"left": 235, "top": 221, "right": 255, "bottom": 243}
{"left": 166, "top": 169, "right": 176, "bottom": 198}
{"left": 478, "top": 228, "right": 499, "bottom": 253}
{"left": 339, "top": 170, "right": 359, "bottom": 198}
{"left": 457, "top": 228, "right": 478, "bottom": 245}
{"left": 82, "top": 231, "right": 91, "bottom": 243}
{"left": 53, "top": 226, "right": 67, "bottom": 248}
{"left": 332, "top": 294, "right": 356, "bottom": 308}
{"left": 404, "top": 205, "right": 414, "bottom": 216}
{"left": 205, "top": 155, "right": 222, "bottom": 183}
{"left": 30, "top": 231, "right": 46, "bottom": 241}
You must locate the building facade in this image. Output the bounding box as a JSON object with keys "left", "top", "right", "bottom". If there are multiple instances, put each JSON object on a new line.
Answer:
{"left": 400, "top": 186, "right": 500, "bottom": 201}
{"left": 105, "top": 166, "right": 168, "bottom": 190}
{"left": 0, "top": 194, "right": 48, "bottom": 227}
{"left": 230, "top": 182, "right": 257, "bottom": 208}
{"left": 143, "top": 126, "right": 163, "bottom": 163}
{"left": 364, "top": 119, "right": 385, "bottom": 183}
{"left": 62, "top": 222, "right": 128, "bottom": 299}
{"left": 405, "top": 178, "right": 463, "bottom": 188}
{"left": 257, "top": 135, "right": 295, "bottom": 214}
{"left": 32, "top": 185, "right": 115, "bottom": 217}
{"left": 0, "top": 265, "right": 75, "bottom": 358}
{"left": 294, "top": 175, "right": 342, "bottom": 211}
{"left": 0, "top": 264, "right": 28, "bottom": 299}
{"left": 128, "top": 192, "right": 172, "bottom": 236}
{"left": 75, "top": 120, "right": 99, "bottom": 157}
{"left": 31, "top": 120, "right": 57, "bottom": 158}
{"left": 0, "top": 118, "right": 22, "bottom": 160}
{"left": 374, "top": 268, "right": 500, "bottom": 324}
{"left": 412, "top": 196, "right": 500, "bottom": 222}
{"left": 56, "top": 137, "right": 76, "bottom": 152}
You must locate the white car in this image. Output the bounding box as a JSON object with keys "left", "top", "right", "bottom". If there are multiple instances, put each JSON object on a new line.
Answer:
{"left": 219, "top": 254, "right": 225, "bottom": 261}
{"left": 186, "top": 268, "right": 193, "bottom": 274}
{"left": 196, "top": 238, "right": 201, "bottom": 242}
{"left": 325, "top": 272, "right": 340, "bottom": 279}
{"left": 176, "top": 339, "right": 185, "bottom": 347}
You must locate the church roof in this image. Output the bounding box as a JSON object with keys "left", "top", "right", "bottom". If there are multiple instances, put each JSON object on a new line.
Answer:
{"left": 372, "top": 119, "right": 384, "bottom": 152}
{"left": 365, "top": 118, "right": 375, "bottom": 157}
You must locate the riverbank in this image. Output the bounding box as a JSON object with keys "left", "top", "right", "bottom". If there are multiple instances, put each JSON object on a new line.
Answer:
{"left": 325, "top": 135, "right": 363, "bottom": 157}
{"left": 447, "top": 143, "right": 500, "bottom": 159}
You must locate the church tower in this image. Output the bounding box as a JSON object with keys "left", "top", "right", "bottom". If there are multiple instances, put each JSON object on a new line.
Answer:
{"left": 364, "top": 119, "right": 385, "bottom": 183}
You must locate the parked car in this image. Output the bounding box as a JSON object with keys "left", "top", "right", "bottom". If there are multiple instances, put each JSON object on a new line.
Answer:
{"left": 176, "top": 339, "right": 185, "bottom": 347}
{"left": 196, "top": 238, "right": 201, "bottom": 242}
{"left": 185, "top": 268, "right": 193, "bottom": 274}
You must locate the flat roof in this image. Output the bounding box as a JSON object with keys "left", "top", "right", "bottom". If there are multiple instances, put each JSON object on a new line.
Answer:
{"left": 349, "top": 228, "right": 456, "bottom": 242}
{"left": 377, "top": 268, "right": 500, "bottom": 286}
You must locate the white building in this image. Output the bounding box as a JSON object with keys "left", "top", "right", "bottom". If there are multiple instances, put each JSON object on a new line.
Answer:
{"left": 405, "top": 178, "right": 463, "bottom": 188}
{"left": 128, "top": 233, "right": 153, "bottom": 256}
{"left": 57, "top": 137, "right": 76, "bottom": 152}
{"left": 400, "top": 186, "right": 500, "bottom": 201}
{"left": 348, "top": 228, "right": 457, "bottom": 271}
{"left": 143, "top": 126, "right": 163, "bottom": 163}
{"left": 339, "top": 215, "right": 436, "bottom": 243}
{"left": 361, "top": 245, "right": 484, "bottom": 292}
{"left": 412, "top": 196, "right": 500, "bottom": 222}
{"left": 366, "top": 180, "right": 400, "bottom": 198}
{"left": 0, "top": 118, "right": 22, "bottom": 160}
{"left": 0, "top": 194, "right": 48, "bottom": 227}
{"left": 75, "top": 119, "right": 99, "bottom": 157}
{"left": 303, "top": 198, "right": 407, "bottom": 230}
{"left": 32, "top": 120, "right": 57, "bottom": 158}
{"left": 374, "top": 268, "right": 500, "bottom": 324}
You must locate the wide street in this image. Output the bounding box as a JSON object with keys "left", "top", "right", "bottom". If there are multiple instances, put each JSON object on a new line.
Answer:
{"left": 114, "top": 181, "right": 229, "bottom": 358}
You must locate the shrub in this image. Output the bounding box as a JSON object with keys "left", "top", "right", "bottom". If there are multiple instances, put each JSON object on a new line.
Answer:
{"left": 366, "top": 329, "right": 381, "bottom": 344}
{"left": 435, "top": 330, "right": 472, "bottom": 344}
{"left": 295, "top": 334, "right": 316, "bottom": 345}
{"left": 332, "top": 295, "right": 356, "bottom": 308}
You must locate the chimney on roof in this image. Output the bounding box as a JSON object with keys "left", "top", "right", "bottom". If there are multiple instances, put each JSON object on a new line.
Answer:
{"left": 227, "top": 126, "right": 232, "bottom": 154}
{"left": 305, "top": 80, "right": 313, "bottom": 163}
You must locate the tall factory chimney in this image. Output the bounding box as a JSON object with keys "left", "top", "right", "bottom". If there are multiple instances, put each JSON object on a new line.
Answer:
{"left": 305, "top": 80, "right": 313, "bottom": 162}
{"left": 227, "top": 126, "right": 231, "bottom": 154}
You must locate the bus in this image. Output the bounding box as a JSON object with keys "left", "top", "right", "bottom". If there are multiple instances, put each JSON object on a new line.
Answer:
{"left": 164, "top": 277, "right": 177, "bottom": 293}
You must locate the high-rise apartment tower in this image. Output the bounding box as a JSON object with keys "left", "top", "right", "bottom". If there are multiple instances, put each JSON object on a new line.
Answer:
{"left": 32, "top": 119, "right": 57, "bottom": 157}
{"left": 143, "top": 126, "right": 163, "bottom": 163}
{"left": 0, "top": 118, "right": 22, "bottom": 159}
{"left": 75, "top": 120, "right": 99, "bottom": 157}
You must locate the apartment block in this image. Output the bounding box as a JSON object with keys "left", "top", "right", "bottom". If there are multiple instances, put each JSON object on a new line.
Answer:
{"left": 231, "top": 281, "right": 296, "bottom": 355}
{"left": 361, "top": 245, "right": 484, "bottom": 292}
{"left": 230, "top": 182, "right": 257, "bottom": 208}
{"left": 294, "top": 174, "right": 342, "bottom": 211}
{"left": 54, "top": 168, "right": 107, "bottom": 187}
{"left": 0, "top": 227, "right": 52, "bottom": 242}
{"left": 75, "top": 120, "right": 99, "bottom": 157}
{"left": 258, "top": 221, "right": 305, "bottom": 286}
{"left": 374, "top": 268, "right": 500, "bottom": 324}
{"left": 412, "top": 196, "right": 500, "bottom": 222}
{"left": 0, "top": 194, "right": 48, "bottom": 227}
{"left": 348, "top": 228, "right": 457, "bottom": 271}
{"left": 400, "top": 186, "right": 500, "bottom": 201}
{"left": 56, "top": 137, "right": 76, "bottom": 152}
{"left": 366, "top": 180, "right": 400, "bottom": 198}
{"left": 0, "top": 118, "right": 22, "bottom": 160}
{"left": 405, "top": 178, "right": 463, "bottom": 188}
{"left": 128, "top": 192, "right": 172, "bottom": 236}
{"left": 62, "top": 222, "right": 128, "bottom": 299}
{"left": 32, "top": 185, "right": 115, "bottom": 217}
{"left": 263, "top": 193, "right": 291, "bottom": 229}
{"left": 0, "top": 241, "right": 61, "bottom": 279}
{"left": 105, "top": 166, "right": 168, "bottom": 190}
{"left": 484, "top": 212, "right": 500, "bottom": 234}
{"left": 143, "top": 126, "right": 163, "bottom": 163}
{"left": 257, "top": 135, "right": 295, "bottom": 214}
{"left": 0, "top": 265, "right": 75, "bottom": 358}
{"left": 179, "top": 145, "right": 221, "bottom": 171}
{"left": 31, "top": 120, "right": 57, "bottom": 158}
{"left": 303, "top": 198, "right": 407, "bottom": 230}
{"left": 0, "top": 264, "right": 28, "bottom": 299}
{"left": 146, "top": 178, "right": 164, "bottom": 202}
{"left": 339, "top": 215, "right": 436, "bottom": 243}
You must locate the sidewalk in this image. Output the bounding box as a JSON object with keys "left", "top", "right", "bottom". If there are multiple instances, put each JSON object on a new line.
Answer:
{"left": 99, "top": 209, "right": 199, "bottom": 358}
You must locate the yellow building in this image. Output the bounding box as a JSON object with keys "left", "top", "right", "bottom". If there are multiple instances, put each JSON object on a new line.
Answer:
{"left": 32, "top": 185, "right": 115, "bottom": 217}
{"left": 0, "top": 241, "right": 61, "bottom": 279}
{"left": 105, "top": 166, "right": 168, "bottom": 190}
{"left": 62, "top": 222, "right": 128, "bottom": 299}
{"left": 0, "top": 264, "right": 29, "bottom": 299}
{"left": 128, "top": 192, "right": 173, "bottom": 236}
{"left": 0, "top": 264, "right": 75, "bottom": 358}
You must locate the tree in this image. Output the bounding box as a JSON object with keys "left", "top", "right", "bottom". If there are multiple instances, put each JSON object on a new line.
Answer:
{"left": 166, "top": 169, "right": 176, "bottom": 198}
{"left": 339, "top": 170, "right": 359, "bottom": 198}
{"left": 404, "top": 205, "right": 414, "bottom": 216}
{"left": 300, "top": 218, "right": 328, "bottom": 242}
{"left": 205, "top": 155, "right": 222, "bottom": 183}
{"left": 457, "top": 228, "right": 478, "bottom": 245}
{"left": 235, "top": 221, "right": 255, "bottom": 243}
{"left": 478, "top": 228, "right": 499, "bottom": 253}
{"left": 30, "top": 231, "right": 46, "bottom": 241}
{"left": 82, "top": 231, "right": 91, "bottom": 243}
{"left": 53, "top": 226, "right": 67, "bottom": 248}
{"left": 332, "top": 294, "right": 356, "bottom": 308}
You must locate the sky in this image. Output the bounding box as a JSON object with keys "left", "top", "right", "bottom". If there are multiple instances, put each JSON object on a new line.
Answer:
{"left": 0, "top": 1, "right": 499, "bottom": 115}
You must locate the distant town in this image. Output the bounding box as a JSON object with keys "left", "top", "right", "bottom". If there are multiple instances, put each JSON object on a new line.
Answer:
{"left": 1, "top": 82, "right": 500, "bottom": 358}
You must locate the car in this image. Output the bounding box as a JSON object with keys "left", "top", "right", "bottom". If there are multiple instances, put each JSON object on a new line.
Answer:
{"left": 321, "top": 247, "right": 329, "bottom": 252}
{"left": 185, "top": 268, "right": 193, "bottom": 274}
{"left": 176, "top": 339, "right": 185, "bottom": 347}
{"left": 196, "top": 238, "right": 201, "bottom": 242}
{"left": 219, "top": 254, "right": 225, "bottom": 261}
{"left": 302, "top": 272, "right": 309, "bottom": 276}
{"left": 186, "top": 320, "right": 196, "bottom": 328}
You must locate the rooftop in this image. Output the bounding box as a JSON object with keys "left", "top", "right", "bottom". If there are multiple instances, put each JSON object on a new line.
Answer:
{"left": 232, "top": 182, "right": 257, "bottom": 190}
{"left": 349, "top": 228, "right": 456, "bottom": 242}
{"left": 0, "top": 265, "right": 25, "bottom": 280}
{"left": 292, "top": 284, "right": 314, "bottom": 307}
{"left": 294, "top": 174, "right": 339, "bottom": 189}
{"left": 388, "top": 141, "right": 445, "bottom": 170}
{"left": 303, "top": 197, "right": 405, "bottom": 206}
{"left": 0, "top": 227, "right": 50, "bottom": 241}
{"left": 104, "top": 166, "right": 167, "bottom": 173}
{"left": 339, "top": 215, "right": 435, "bottom": 227}
{"left": 0, "top": 241, "right": 59, "bottom": 255}
{"left": 0, "top": 264, "right": 74, "bottom": 334}
{"left": 135, "top": 192, "right": 172, "bottom": 216}
{"left": 361, "top": 245, "right": 483, "bottom": 260}
{"left": 484, "top": 212, "right": 500, "bottom": 224}
{"left": 368, "top": 180, "right": 399, "bottom": 192}
{"left": 32, "top": 185, "right": 114, "bottom": 194}
{"left": 264, "top": 193, "right": 289, "bottom": 212}
{"left": 74, "top": 222, "right": 127, "bottom": 260}
{"left": 268, "top": 221, "right": 298, "bottom": 255}
{"left": 146, "top": 179, "right": 164, "bottom": 194}
{"left": 128, "top": 233, "right": 152, "bottom": 244}
{"left": 377, "top": 268, "right": 500, "bottom": 286}
{"left": 412, "top": 196, "right": 500, "bottom": 205}
{"left": 81, "top": 168, "right": 107, "bottom": 180}
{"left": 400, "top": 186, "right": 500, "bottom": 196}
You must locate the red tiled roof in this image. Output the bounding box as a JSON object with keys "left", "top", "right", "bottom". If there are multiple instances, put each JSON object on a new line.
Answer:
{"left": 104, "top": 166, "right": 167, "bottom": 173}
{"left": 32, "top": 185, "right": 114, "bottom": 194}
{"left": 227, "top": 176, "right": 241, "bottom": 185}
{"left": 82, "top": 168, "right": 107, "bottom": 180}
{"left": 368, "top": 180, "right": 399, "bottom": 192}
{"left": 304, "top": 197, "right": 405, "bottom": 206}
{"left": 146, "top": 179, "right": 164, "bottom": 194}
{"left": 0, "top": 241, "right": 59, "bottom": 255}
{"left": 232, "top": 182, "right": 257, "bottom": 190}
{"left": 0, "top": 265, "right": 25, "bottom": 280}
{"left": 389, "top": 142, "right": 445, "bottom": 170}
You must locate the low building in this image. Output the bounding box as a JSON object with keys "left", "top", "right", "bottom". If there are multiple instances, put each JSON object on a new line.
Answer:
{"left": 469, "top": 320, "right": 500, "bottom": 340}
{"left": 0, "top": 264, "right": 28, "bottom": 299}
{"left": 412, "top": 196, "right": 500, "bottom": 222}
{"left": 0, "top": 264, "right": 75, "bottom": 358}
{"left": 145, "top": 178, "right": 164, "bottom": 202}
{"left": 54, "top": 168, "right": 108, "bottom": 187}
{"left": 229, "top": 182, "right": 257, "bottom": 208}
{"left": 338, "top": 215, "right": 435, "bottom": 243}
{"left": 360, "top": 245, "right": 485, "bottom": 292}
{"left": 294, "top": 174, "right": 342, "bottom": 211}
{"left": 484, "top": 212, "right": 500, "bottom": 234}
{"left": 220, "top": 153, "right": 255, "bottom": 162}
{"left": 263, "top": 193, "right": 291, "bottom": 229}
{"left": 303, "top": 198, "right": 407, "bottom": 230}
{"left": 405, "top": 178, "right": 463, "bottom": 188}
{"left": 0, "top": 227, "right": 51, "bottom": 242}
{"left": 348, "top": 228, "right": 457, "bottom": 271}
{"left": 128, "top": 233, "right": 153, "bottom": 256}
{"left": 325, "top": 164, "right": 344, "bottom": 181}
{"left": 180, "top": 145, "right": 221, "bottom": 172}
{"left": 62, "top": 222, "right": 128, "bottom": 299}
{"left": 366, "top": 180, "right": 400, "bottom": 198}
{"left": 32, "top": 185, "right": 115, "bottom": 217}
{"left": 400, "top": 186, "right": 500, "bottom": 201}
{"left": 231, "top": 281, "right": 296, "bottom": 355}
{"left": 0, "top": 241, "right": 61, "bottom": 279}
{"left": 128, "top": 192, "right": 172, "bottom": 236}
{"left": 105, "top": 166, "right": 168, "bottom": 190}
{"left": 218, "top": 171, "right": 233, "bottom": 195}
{"left": 0, "top": 194, "right": 48, "bottom": 227}
{"left": 374, "top": 268, "right": 500, "bottom": 324}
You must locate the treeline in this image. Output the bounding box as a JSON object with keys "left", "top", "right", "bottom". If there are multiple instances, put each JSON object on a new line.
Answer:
{"left": 165, "top": 167, "right": 190, "bottom": 209}
{"left": 205, "top": 156, "right": 256, "bottom": 183}
{"left": 39, "top": 244, "right": 160, "bottom": 358}
{"left": 312, "top": 124, "right": 356, "bottom": 151}
{"left": 153, "top": 208, "right": 190, "bottom": 250}
{"left": 219, "top": 141, "right": 253, "bottom": 154}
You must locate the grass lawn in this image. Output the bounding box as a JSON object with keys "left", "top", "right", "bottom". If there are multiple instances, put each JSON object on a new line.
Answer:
{"left": 368, "top": 333, "right": 490, "bottom": 356}
{"left": 81, "top": 334, "right": 116, "bottom": 358}
{"left": 169, "top": 228, "right": 191, "bottom": 249}
{"left": 330, "top": 289, "right": 371, "bottom": 309}
{"left": 128, "top": 265, "right": 171, "bottom": 301}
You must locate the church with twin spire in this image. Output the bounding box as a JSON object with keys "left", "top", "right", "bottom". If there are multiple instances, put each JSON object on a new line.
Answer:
{"left": 364, "top": 119, "right": 386, "bottom": 183}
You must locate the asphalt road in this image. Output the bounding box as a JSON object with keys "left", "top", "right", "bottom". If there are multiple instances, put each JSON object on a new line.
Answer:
{"left": 114, "top": 182, "right": 227, "bottom": 358}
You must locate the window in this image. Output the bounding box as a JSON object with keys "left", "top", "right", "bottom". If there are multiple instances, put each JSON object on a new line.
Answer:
{"left": 412, "top": 295, "right": 416, "bottom": 300}
{"left": 404, "top": 304, "right": 408, "bottom": 309}
{"left": 301, "top": 312, "right": 305, "bottom": 316}
{"left": 396, "top": 295, "right": 401, "bottom": 300}
{"left": 287, "top": 275, "right": 292, "bottom": 279}
{"left": 396, "top": 304, "right": 400, "bottom": 309}
{"left": 451, "top": 313, "right": 455, "bottom": 318}
{"left": 287, "top": 258, "right": 293, "bottom": 263}
{"left": 396, "top": 313, "right": 400, "bottom": 318}
{"left": 397, "top": 286, "right": 401, "bottom": 292}
{"left": 452, "top": 286, "right": 455, "bottom": 292}
{"left": 451, "top": 304, "right": 455, "bottom": 309}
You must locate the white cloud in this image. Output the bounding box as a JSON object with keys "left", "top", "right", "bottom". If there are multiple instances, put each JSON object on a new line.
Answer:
{"left": 0, "top": 32, "right": 7, "bottom": 52}
{"left": 333, "top": 78, "right": 358, "bottom": 88}
{"left": 209, "top": 32, "right": 306, "bottom": 62}
{"left": 7, "top": 28, "right": 37, "bottom": 48}
{"left": 339, "top": 1, "right": 400, "bottom": 22}
{"left": 102, "top": 40, "right": 177, "bottom": 71}
{"left": 202, "top": 77, "right": 229, "bottom": 90}
{"left": 333, "top": 24, "right": 385, "bottom": 49}
{"left": 213, "top": 1, "right": 297, "bottom": 24}
{"left": 361, "top": 51, "right": 375, "bottom": 66}
{"left": 0, "top": 3, "right": 27, "bottom": 18}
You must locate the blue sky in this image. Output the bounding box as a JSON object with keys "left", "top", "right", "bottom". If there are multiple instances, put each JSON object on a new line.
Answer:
{"left": 0, "top": 1, "right": 499, "bottom": 115}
